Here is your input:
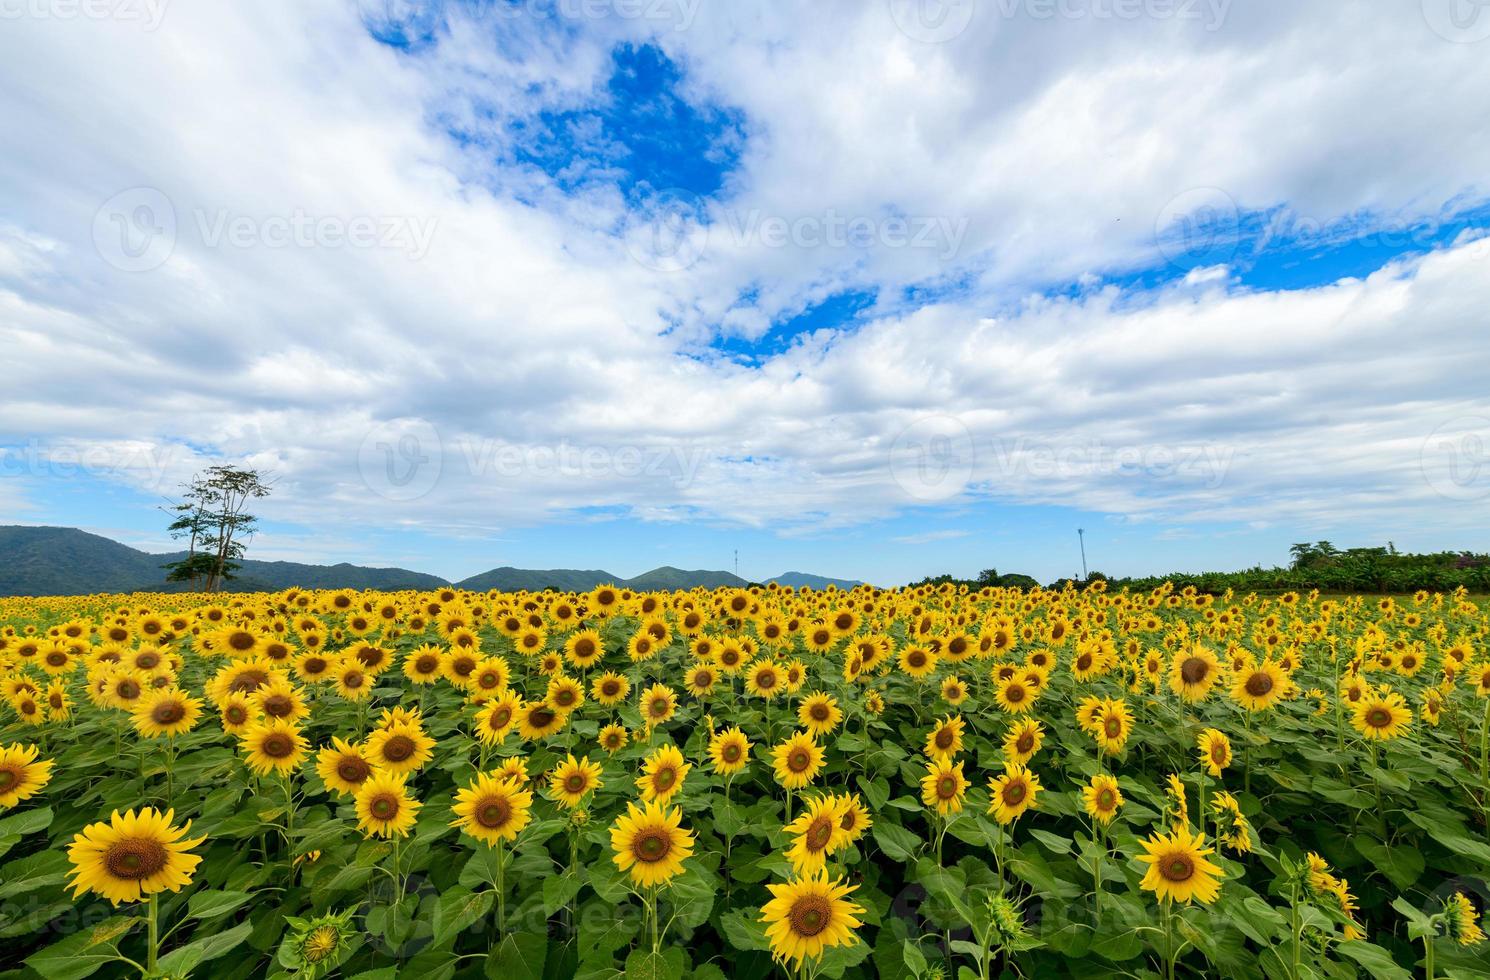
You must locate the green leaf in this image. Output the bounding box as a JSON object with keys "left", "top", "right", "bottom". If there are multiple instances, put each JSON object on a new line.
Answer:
{"left": 625, "top": 946, "right": 686, "bottom": 980}
{"left": 1028, "top": 828, "right": 1074, "bottom": 856}
{"left": 433, "top": 886, "right": 495, "bottom": 945}
{"left": 1336, "top": 940, "right": 1412, "bottom": 980}
{"left": 156, "top": 920, "right": 254, "bottom": 975}
{"left": 902, "top": 938, "right": 928, "bottom": 976}
{"left": 543, "top": 870, "right": 585, "bottom": 916}
{"left": 0, "top": 848, "right": 69, "bottom": 900}
{"left": 487, "top": 931, "right": 548, "bottom": 980}
{"left": 871, "top": 821, "right": 922, "bottom": 862}
{"left": 0, "top": 806, "right": 52, "bottom": 859}
{"left": 24, "top": 915, "right": 139, "bottom": 980}
{"left": 1351, "top": 836, "right": 1424, "bottom": 890}
{"left": 185, "top": 888, "right": 254, "bottom": 920}
{"left": 719, "top": 909, "right": 771, "bottom": 952}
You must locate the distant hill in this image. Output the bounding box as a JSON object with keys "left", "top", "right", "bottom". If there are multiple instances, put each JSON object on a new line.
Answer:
{"left": 0, "top": 526, "right": 866, "bottom": 597}
{"left": 0, "top": 527, "right": 447, "bottom": 597}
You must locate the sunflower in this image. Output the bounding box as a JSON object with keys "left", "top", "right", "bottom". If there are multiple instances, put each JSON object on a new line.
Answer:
{"left": 452, "top": 772, "right": 533, "bottom": 845}
{"left": 1169, "top": 643, "right": 1221, "bottom": 703}
{"left": 746, "top": 662, "right": 784, "bottom": 700}
{"left": 545, "top": 675, "right": 586, "bottom": 714}
{"left": 1197, "top": 728, "right": 1232, "bottom": 777}
{"left": 494, "top": 756, "right": 530, "bottom": 786}
{"left": 1082, "top": 773, "right": 1123, "bottom": 826}
{"left": 99, "top": 667, "right": 148, "bottom": 711}
{"left": 1231, "top": 659, "right": 1288, "bottom": 712}
{"left": 1466, "top": 663, "right": 1490, "bottom": 698}
{"left": 941, "top": 675, "right": 968, "bottom": 706}
{"left": 832, "top": 792, "right": 872, "bottom": 843}
{"left": 1351, "top": 691, "right": 1412, "bottom": 740}
{"left": 517, "top": 700, "right": 569, "bottom": 741}
{"left": 1210, "top": 792, "right": 1252, "bottom": 854}
{"left": 640, "top": 684, "right": 677, "bottom": 729}
{"left": 218, "top": 693, "right": 257, "bottom": 734}
{"left": 899, "top": 644, "right": 937, "bottom": 679}
{"left": 66, "top": 807, "right": 205, "bottom": 906}
{"left": 475, "top": 692, "right": 522, "bottom": 745}
{"left": 636, "top": 744, "right": 691, "bottom": 805}
{"left": 684, "top": 665, "right": 718, "bottom": 697}
{"left": 783, "top": 794, "right": 849, "bottom": 874}
{"left": 1137, "top": 825, "right": 1223, "bottom": 905}
{"left": 251, "top": 678, "right": 310, "bottom": 723}
{"left": 364, "top": 723, "right": 435, "bottom": 776}
{"left": 797, "top": 693, "right": 842, "bottom": 737}
{"left": 131, "top": 689, "right": 203, "bottom": 739}
{"left": 592, "top": 672, "right": 630, "bottom": 706}
{"left": 316, "top": 737, "right": 375, "bottom": 797}
{"left": 1094, "top": 698, "right": 1132, "bottom": 756}
{"left": 1001, "top": 719, "right": 1044, "bottom": 766}
{"left": 708, "top": 726, "right": 752, "bottom": 775}
{"left": 993, "top": 676, "right": 1034, "bottom": 714}
{"left": 0, "top": 742, "right": 54, "bottom": 809}
{"left": 760, "top": 870, "right": 865, "bottom": 967}
{"left": 1444, "top": 891, "right": 1486, "bottom": 947}
{"left": 402, "top": 645, "right": 446, "bottom": 685}
{"left": 564, "top": 630, "right": 605, "bottom": 670}
{"left": 924, "top": 715, "right": 964, "bottom": 761}
{"left": 333, "top": 662, "right": 373, "bottom": 702}
{"left": 772, "top": 732, "right": 825, "bottom": 790}
{"left": 1163, "top": 773, "right": 1189, "bottom": 829}
{"left": 469, "top": 656, "right": 511, "bottom": 698}
{"left": 609, "top": 800, "right": 695, "bottom": 888}
{"left": 239, "top": 719, "right": 309, "bottom": 776}
{"left": 573, "top": 718, "right": 619, "bottom": 755}
{"left": 549, "top": 754, "right": 604, "bottom": 808}
{"left": 920, "top": 758, "right": 969, "bottom": 815}
{"left": 293, "top": 651, "right": 335, "bottom": 684}
{"left": 354, "top": 771, "right": 420, "bottom": 838}
{"left": 987, "top": 764, "right": 1041, "bottom": 825}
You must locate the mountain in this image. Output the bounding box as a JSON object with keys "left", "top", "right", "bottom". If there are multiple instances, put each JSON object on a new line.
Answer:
{"left": 457, "top": 567, "right": 613, "bottom": 593}
{"left": 770, "top": 571, "right": 861, "bottom": 590}
{"left": 0, "top": 526, "right": 867, "bottom": 596}
{"left": 0, "top": 527, "right": 447, "bottom": 597}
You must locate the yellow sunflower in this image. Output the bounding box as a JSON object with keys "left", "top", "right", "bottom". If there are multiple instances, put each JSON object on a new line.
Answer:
{"left": 640, "top": 684, "right": 678, "bottom": 729}
{"left": 746, "top": 662, "right": 785, "bottom": 700}
{"left": 923, "top": 715, "right": 964, "bottom": 761}
{"left": 592, "top": 672, "right": 631, "bottom": 706}
{"left": 708, "top": 726, "right": 752, "bottom": 775}
{"left": 475, "top": 692, "right": 522, "bottom": 745}
{"left": 1231, "top": 659, "right": 1289, "bottom": 712}
{"left": 354, "top": 771, "right": 420, "bottom": 838}
{"left": 993, "top": 675, "right": 1035, "bottom": 714}
{"left": 772, "top": 732, "right": 825, "bottom": 790}
{"left": 920, "top": 758, "right": 969, "bottom": 815}
{"left": 609, "top": 800, "right": 695, "bottom": 887}
{"left": 517, "top": 700, "right": 569, "bottom": 741}
{"left": 563, "top": 630, "right": 605, "bottom": 670}
{"left": 1196, "top": 728, "right": 1232, "bottom": 777}
{"left": 315, "top": 737, "right": 375, "bottom": 797}
{"left": 1351, "top": 691, "right": 1412, "bottom": 741}
{"left": 549, "top": 754, "right": 604, "bottom": 808}
{"left": 452, "top": 772, "right": 533, "bottom": 845}
{"left": 131, "top": 689, "right": 203, "bottom": 739}
{"left": 0, "top": 742, "right": 54, "bottom": 808}
{"left": 783, "top": 795, "right": 850, "bottom": 875}
{"left": 797, "top": 693, "right": 842, "bottom": 738}
{"left": 599, "top": 723, "right": 630, "bottom": 754}
{"left": 760, "top": 870, "right": 865, "bottom": 967}
{"left": 1169, "top": 643, "right": 1221, "bottom": 703}
{"left": 636, "top": 744, "right": 691, "bottom": 806}
{"left": 1082, "top": 773, "right": 1123, "bottom": 825}
{"left": 1137, "top": 825, "right": 1224, "bottom": 905}
{"left": 987, "top": 764, "right": 1042, "bottom": 825}
{"left": 66, "top": 807, "right": 205, "bottom": 906}
{"left": 1002, "top": 719, "right": 1044, "bottom": 766}
{"left": 239, "top": 719, "right": 309, "bottom": 776}
{"left": 365, "top": 723, "right": 435, "bottom": 776}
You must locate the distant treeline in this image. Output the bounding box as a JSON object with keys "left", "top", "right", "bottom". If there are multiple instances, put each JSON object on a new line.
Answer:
{"left": 915, "top": 544, "right": 1490, "bottom": 595}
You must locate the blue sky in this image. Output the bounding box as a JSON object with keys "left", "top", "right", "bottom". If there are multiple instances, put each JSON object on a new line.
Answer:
{"left": 2, "top": 1, "right": 1489, "bottom": 585}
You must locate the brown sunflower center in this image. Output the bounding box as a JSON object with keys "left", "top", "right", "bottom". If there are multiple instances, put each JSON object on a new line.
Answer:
{"left": 0, "top": 767, "right": 16, "bottom": 789}
{"left": 1162, "top": 854, "right": 1194, "bottom": 882}
{"left": 225, "top": 705, "right": 248, "bottom": 725}
{"left": 807, "top": 816, "right": 834, "bottom": 850}
{"left": 151, "top": 701, "right": 185, "bottom": 725}
{"left": 722, "top": 743, "right": 741, "bottom": 763}
{"left": 415, "top": 655, "right": 439, "bottom": 673}
{"left": 564, "top": 774, "right": 588, "bottom": 794}
{"left": 1366, "top": 707, "right": 1391, "bottom": 728}
{"left": 104, "top": 839, "right": 169, "bottom": 880}
{"left": 653, "top": 767, "right": 677, "bottom": 791}
{"left": 1002, "top": 781, "right": 1026, "bottom": 805}
{"left": 788, "top": 895, "right": 832, "bottom": 937}
{"left": 632, "top": 829, "right": 671, "bottom": 863}
{"left": 649, "top": 699, "right": 670, "bottom": 718}
{"left": 529, "top": 707, "right": 557, "bottom": 728}
{"left": 478, "top": 799, "right": 512, "bottom": 828}
{"left": 381, "top": 735, "right": 416, "bottom": 762}
{"left": 1096, "top": 789, "right": 1115, "bottom": 809}
{"left": 337, "top": 757, "right": 370, "bottom": 783}
{"left": 229, "top": 670, "right": 268, "bottom": 694}
{"left": 1015, "top": 733, "right": 1034, "bottom": 754}
{"left": 262, "top": 694, "right": 293, "bottom": 717}
{"left": 1104, "top": 717, "right": 1122, "bottom": 738}
{"left": 489, "top": 707, "right": 513, "bottom": 729}
{"left": 370, "top": 795, "right": 399, "bottom": 821}
{"left": 262, "top": 733, "right": 296, "bottom": 758}
{"left": 907, "top": 651, "right": 927, "bottom": 668}
{"left": 810, "top": 704, "right": 830, "bottom": 722}
{"left": 1244, "top": 672, "right": 1274, "bottom": 697}
{"left": 937, "top": 775, "right": 958, "bottom": 798}
{"left": 934, "top": 728, "right": 955, "bottom": 749}
{"left": 116, "top": 680, "right": 141, "bottom": 699}
{"left": 1003, "top": 685, "right": 1024, "bottom": 703}
{"left": 788, "top": 749, "right": 812, "bottom": 772}
{"left": 1179, "top": 657, "right": 1209, "bottom": 685}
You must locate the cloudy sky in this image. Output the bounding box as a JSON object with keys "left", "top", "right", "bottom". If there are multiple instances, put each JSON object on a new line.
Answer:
{"left": 2, "top": 0, "right": 1488, "bottom": 585}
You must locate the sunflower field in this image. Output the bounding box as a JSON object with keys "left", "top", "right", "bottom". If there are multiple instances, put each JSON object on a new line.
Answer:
{"left": 0, "top": 582, "right": 1488, "bottom": 979}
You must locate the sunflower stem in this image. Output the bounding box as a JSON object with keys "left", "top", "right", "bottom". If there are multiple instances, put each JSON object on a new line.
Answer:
{"left": 495, "top": 840, "right": 506, "bottom": 939}
{"left": 1424, "top": 930, "right": 1435, "bottom": 980}
{"left": 146, "top": 893, "right": 159, "bottom": 974}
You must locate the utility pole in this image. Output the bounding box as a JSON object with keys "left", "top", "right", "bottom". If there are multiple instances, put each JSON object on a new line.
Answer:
{"left": 1077, "top": 528, "right": 1088, "bottom": 581}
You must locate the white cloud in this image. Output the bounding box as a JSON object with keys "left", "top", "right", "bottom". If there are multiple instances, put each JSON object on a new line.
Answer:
{"left": 1, "top": 0, "right": 1488, "bottom": 554}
